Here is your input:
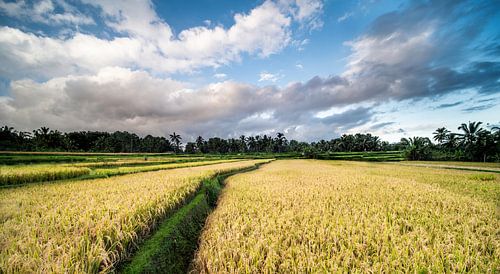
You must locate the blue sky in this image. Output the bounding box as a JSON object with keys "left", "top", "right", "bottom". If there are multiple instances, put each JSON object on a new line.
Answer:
{"left": 0, "top": 0, "right": 499, "bottom": 142}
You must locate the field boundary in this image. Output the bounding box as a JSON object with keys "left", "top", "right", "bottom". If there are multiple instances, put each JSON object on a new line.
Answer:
{"left": 0, "top": 159, "right": 251, "bottom": 189}
{"left": 392, "top": 162, "right": 500, "bottom": 173}
{"left": 118, "top": 161, "right": 270, "bottom": 273}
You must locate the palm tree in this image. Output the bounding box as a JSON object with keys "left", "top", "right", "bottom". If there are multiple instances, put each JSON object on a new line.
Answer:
{"left": 457, "top": 121, "right": 484, "bottom": 146}
{"left": 275, "top": 132, "right": 286, "bottom": 153}
{"left": 195, "top": 136, "right": 204, "bottom": 153}
{"left": 34, "top": 126, "right": 51, "bottom": 137}
{"left": 169, "top": 132, "right": 182, "bottom": 153}
{"left": 247, "top": 136, "right": 256, "bottom": 152}
{"left": 1, "top": 126, "right": 14, "bottom": 134}
{"left": 239, "top": 135, "right": 246, "bottom": 152}
{"left": 255, "top": 135, "right": 261, "bottom": 152}
{"left": 433, "top": 127, "right": 450, "bottom": 144}
{"left": 401, "top": 137, "right": 432, "bottom": 160}
{"left": 444, "top": 133, "right": 458, "bottom": 149}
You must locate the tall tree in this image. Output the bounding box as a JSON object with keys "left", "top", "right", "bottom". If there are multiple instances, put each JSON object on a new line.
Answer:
{"left": 195, "top": 136, "right": 205, "bottom": 153}
{"left": 433, "top": 127, "right": 450, "bottom": 144}
{"left": 457, "top": 121, "right": 484, "bottom": 146}
{"left": 169, "top": 132, "right": 182, "bottom": 153}
{"left": 444, "top": 133, "right": 458, "bottom": 150}
{"left": 275, "top": 132, "right": 287, "bottom": 153}
{"left": 401, "top": 137, "right": 432, "bottom": 160}
{"left": 239, "top": 135, "right": 247, "bottom": 153}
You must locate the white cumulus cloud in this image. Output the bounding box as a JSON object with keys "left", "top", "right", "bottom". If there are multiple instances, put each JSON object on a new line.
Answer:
{"left": 258, "top": 72, "right": 282, "bottom": 82}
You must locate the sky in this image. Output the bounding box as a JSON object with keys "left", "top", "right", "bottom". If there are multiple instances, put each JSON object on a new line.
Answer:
{"left": 0, "top": 0, "right": 499, "bottom": 142}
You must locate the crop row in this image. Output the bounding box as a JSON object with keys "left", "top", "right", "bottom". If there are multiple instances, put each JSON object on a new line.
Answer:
{"left": 193, "top": 160, "right": 500, "bottom": 272}
{"left": 0, "top": 159, "right": 269, "bottom": 273}
{"left": 92, "top": 159, "right": 241, "bottom": 176}
{"left": 0, "top": 159, "right": 239, "bottom": 186}
{"left": 0, "top": 165, "right": 91, "bottom": 186}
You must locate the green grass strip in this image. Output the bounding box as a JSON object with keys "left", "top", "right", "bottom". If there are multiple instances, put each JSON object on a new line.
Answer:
{"left": 121, "top": 193, "right": 210, "bottom": 274}
{"left": 120, "top": 163, "right": 267, "bottom": 274}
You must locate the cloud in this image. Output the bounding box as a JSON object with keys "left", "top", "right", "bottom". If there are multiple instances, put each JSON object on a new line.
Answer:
{"left": 258, "top": 72, "right": 282, "bottom": 82}
{"left": 435, "top": 101, "right": 463, "bottom": 109}
{"left": 291, "top": 38, "right": 309, "bottom": 51}
{"left": 1, "top": 0, "right": 499, "bottom": 141}
{"left": 213, "top": 73, "right": 227, "bottom": 79}
{"left": 0, "top": 26, "right": 142, "bottom": 79}
{"left": 462, "top": 103, "right": 497, "bottom": 113}
{"left": 476, "top": 98, "right": 496, "bottom": 104}
{"left": 337, "top": 12, "right": 353, "bottom": 22}
{"left": 341, "top": 0, "right": 500, "bottom": 102}
{"left": 0, "top": 67, "right": 370, "bottom": 140}
{"left": 0, "top": 67, "right": 263, "bottom": 137}
{"left": 317, "top": 107, "right": 373, "bottom": 128}
{"left": 0, "top": 0, "right": 295, "bottom": 79}
{"left": 0, "top": 0, "right": 95, "bottom": 25}
{"left": 278, "top": 0, "right": 324, "bottom": 30}
{"left": 368, "top": 122, "right": 395, "bottom": 130}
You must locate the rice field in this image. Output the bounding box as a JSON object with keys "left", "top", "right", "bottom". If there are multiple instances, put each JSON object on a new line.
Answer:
{"left": 1, "top": 156, "right": 499, "bottom": 273}
{"left": 92, "top": 159, "right": 240, "bottom": 176}
{"left": 0, "top": 165, "right": 91, "bottom": 186}
{"left": 193, "top": 160, "right": 500, "bottom": 273}
{"left": 0, "top": 159, "right": 268, "bottom": 273}
{"left": 0, "top": 158, "right": 239, "bottom": 186}
{"left": 396, "top": 161, "right": 500, "bottom": 173}
{"left": 406, "top": 161, "right": 500, "bottom": 169}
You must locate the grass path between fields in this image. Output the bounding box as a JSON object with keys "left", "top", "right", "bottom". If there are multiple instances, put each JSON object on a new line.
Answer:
{"left": 119, "top": 161, "right": 271, "bottom": 273}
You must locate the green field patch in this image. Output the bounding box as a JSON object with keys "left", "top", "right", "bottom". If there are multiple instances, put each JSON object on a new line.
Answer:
{"left": 469, "top": 173, "right": 496, "bottom": 181}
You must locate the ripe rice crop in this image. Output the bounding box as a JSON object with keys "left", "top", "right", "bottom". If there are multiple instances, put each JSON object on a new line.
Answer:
{"left": 0, "top": 165, "right": 91, "bottom": 186}
{"left": 0, "top": 159, "right": 269, "bottom": 273}
{"left": 405, "top": 161, "right": 500, "bottom": 169}
{"left": 396, "top": 161, "right": 500, "bottom": 173}
{"left": 92, "top": 159, "right": 240, "bottom": 176}
{"left": 193, "top": 160, "right": 500, "bottom": 273}
{"left": 67, "top": 157, "right": 202, "bottom": 168}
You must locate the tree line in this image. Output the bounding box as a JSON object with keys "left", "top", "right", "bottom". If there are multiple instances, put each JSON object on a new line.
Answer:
{"left": 1, "top": 121, "right": 498, "bottom": 161}
{"left": 403, "top": 121, "right": 499, "bottom": 162}
{"left": 0, "top": 126, "right": 392, "bottom": 154}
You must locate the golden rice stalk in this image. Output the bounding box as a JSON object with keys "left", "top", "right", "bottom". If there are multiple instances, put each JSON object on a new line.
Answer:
{"left": 193, "top": 160, "right": 500, "bottom": 273}
{"left": 0, "top": 159, "right": 269, "bottom": 273}
{"left": 0, "top": 165, "right": 91, "bottom": 186}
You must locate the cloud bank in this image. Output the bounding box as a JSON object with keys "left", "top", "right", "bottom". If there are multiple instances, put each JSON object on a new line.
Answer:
{"left": 0, "top": 0, "right": 499, "bottom": 141}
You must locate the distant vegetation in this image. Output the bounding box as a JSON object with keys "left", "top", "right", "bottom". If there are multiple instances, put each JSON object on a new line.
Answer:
{"left": 1, "top": 120, "right": 499, "bottom": 161}
{"left": 402, "top": 121, "right": 499, "bottom": 162}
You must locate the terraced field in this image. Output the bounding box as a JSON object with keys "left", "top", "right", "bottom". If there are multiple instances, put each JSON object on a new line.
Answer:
{"left": 0, "top": 159, "right": 268, "bottom": 273}
{"left": 0, "top": 158, "right": 239, "bottom": 186}
{"left": 0, "top": 164, "right": 92, "bottom": 186}
{"left": 394, "top": 161, "right": 500, "bottom": 173}
{"left": 194, "top": 160, "right": 500, "bottom": 273}
{"left": 1, "top": 156, "right": 498, "bottom": 273}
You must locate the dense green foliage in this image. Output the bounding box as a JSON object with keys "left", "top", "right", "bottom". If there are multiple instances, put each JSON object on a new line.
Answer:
{"left": 1, "top": 120, "right": 498, "bottom": 161}
{"left": 402, "top": 122, "right": 500, "bottom": 162}
{"left": 0, "top": 127, "right": 173, "bottom": 153}
{"left": 315, "top": 151, "right": 404, "bottom": 161}
{"left": 1, "top": 126, "right": 396, "bottom": 154}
